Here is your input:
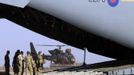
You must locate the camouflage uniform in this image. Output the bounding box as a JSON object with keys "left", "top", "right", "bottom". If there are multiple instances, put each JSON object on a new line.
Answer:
{"left": 65, "top": 49, "right": 75, "bottom": 64}
{"left": 13, "top": 50, "right": 20, "bottom": 75}
{"left": 17, "top": 54, "right": 23, "bottom": 75}
{"left": 37, "top": 52, "right": 43, "bottom": 72}
{"left": 32, "top": 60, "right": 38, "bottom": 75}
{"left": 25, "top": 52, "right": 33, "bottom": 75}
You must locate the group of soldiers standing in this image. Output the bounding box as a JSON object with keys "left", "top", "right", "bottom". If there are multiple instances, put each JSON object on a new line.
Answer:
{"left": 4, "top": 48, "right": 75, "bottom": 75}
{"left": 5, "top": 50, "right": 45, "bottom": 75}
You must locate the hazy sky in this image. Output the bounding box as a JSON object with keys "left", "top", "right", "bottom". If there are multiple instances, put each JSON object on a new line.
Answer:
{"left": 0, "top": 19, "right": 113, "bottom": 67}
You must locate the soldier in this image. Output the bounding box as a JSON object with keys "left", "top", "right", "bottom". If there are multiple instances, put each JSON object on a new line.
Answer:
{"left": 17, "top": 51, "right": 24, "bottom": 75}
{"left": 59, "top": 50, "right": 68, "bottom": 64}
{"left": 42, "top": 53, "right": 46, "bottom": 68}
{"left": 32, "top": 60, "right": 38, "bottom": 75}
{"left": 4, "top": 50, "right": 10, "bottom": 75}
{"left": 25, "top": 51, "right": 33, "bottom": 75}
{"left": 65, "top": 48, "right": 75, "bottom": 64}
{"left": 21, "top": 51, "right": 24, "bottom": 75}
{"left": 37, "top": 51, "right": 43, "bottom": 73}
{"left": 12, "top": 50, "right": 20, "bottom": 75}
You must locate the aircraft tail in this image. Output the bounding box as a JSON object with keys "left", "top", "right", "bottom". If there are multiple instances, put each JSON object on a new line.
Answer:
{"left": 30, "top": 42, "right": 38, "bottom": 60}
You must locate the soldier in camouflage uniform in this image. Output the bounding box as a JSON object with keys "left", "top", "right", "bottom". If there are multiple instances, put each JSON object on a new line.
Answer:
{"left": 25, "top": 51, "right": 33, "bottom": 75}
{"left": 65, "top": 48, "right": 75, "bottom": 64}
{"left": 37, "top": 51, "right": 43, "bottom": 73}
{"left": 21, "top": 51, "right": 24, "bottom": 75}
{"left": 32, "top": 60, "right": 38, "bottom": 75}
{"left": 17, "top": 51, "right": 23, "bottom": 75}
{"left": 12, "top": 50, "right": 20, "bottom": 75}
{"left": 42, "top": 53, "right": 45, "bottom": 69}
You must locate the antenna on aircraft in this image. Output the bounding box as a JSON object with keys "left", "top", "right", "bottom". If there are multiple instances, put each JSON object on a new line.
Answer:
{"left": 36, "top": 44, "right": 67, "bottom": 50}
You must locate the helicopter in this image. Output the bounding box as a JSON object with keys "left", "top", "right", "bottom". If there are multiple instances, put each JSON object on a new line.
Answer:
{"left": 30, "top": 43, "right": 76, "bottom": 65}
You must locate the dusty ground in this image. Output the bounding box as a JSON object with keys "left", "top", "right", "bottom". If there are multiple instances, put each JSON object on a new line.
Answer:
{"left": 0, "top": 67, "right": 14, "bottom": 75}
{"left": 0, "top": 67, "right": 6, "bottom": 75}
{"left": 0, "top": 67, "right": 55, "bottom": 75}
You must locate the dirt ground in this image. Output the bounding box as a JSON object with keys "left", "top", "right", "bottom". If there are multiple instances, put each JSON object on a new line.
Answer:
{"left": 0, "top": 67, "right": 6, "bottom": 75}
{"left": 0, "top": 67, "right": 14, "bottom": 75}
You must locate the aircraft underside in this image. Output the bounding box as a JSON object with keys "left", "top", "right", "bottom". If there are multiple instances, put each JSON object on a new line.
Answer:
{"left": 0, "top": 3, "right": 134, "bottom": 60}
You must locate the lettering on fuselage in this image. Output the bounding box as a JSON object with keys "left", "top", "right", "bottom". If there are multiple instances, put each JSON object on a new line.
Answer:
{"left": 88, "top": 0, "right": 120, "bottom": 7}
{"left": 88, "top": 0, "right": 105, "bottom": 3}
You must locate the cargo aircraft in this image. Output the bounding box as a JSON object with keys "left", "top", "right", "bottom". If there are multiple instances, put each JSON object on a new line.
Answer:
{"left": 0, "top": 0, "right": 134, "bottom": 60}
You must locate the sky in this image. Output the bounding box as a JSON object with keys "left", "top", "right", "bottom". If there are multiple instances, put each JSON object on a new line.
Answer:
{"left": 0, "top": 19, "right": 113, "bottom": 67}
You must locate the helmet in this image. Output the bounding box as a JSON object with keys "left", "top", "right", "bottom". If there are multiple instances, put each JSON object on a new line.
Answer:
{"left": 66, "top": 48, "right": 71, "bottom": 53}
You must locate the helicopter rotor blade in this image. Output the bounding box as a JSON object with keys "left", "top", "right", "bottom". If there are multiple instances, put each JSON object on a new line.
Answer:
{"left": 36, "top": 44, "right": 67, "bottom": 47}
{"left": 36, "top": 44, "right": 57, "bottom": 46}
